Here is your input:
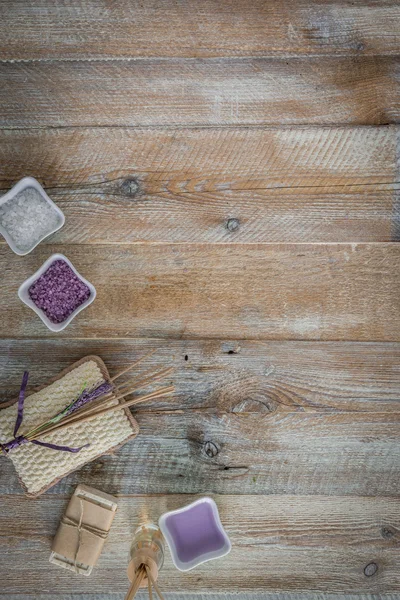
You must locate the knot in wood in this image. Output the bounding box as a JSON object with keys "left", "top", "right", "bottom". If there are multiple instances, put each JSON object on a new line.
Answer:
{"left": 226, "top": 218, "right": 240, "bottom": 232}
{"left": 381, "top": 526, "right": 395, "bottom": 539}
{"left": 364, "top": 562, "right": 378, "bottom": 577}
{"left": 203, "top": 441, "right": 219, "bottom": 458}
{"left": 121, "top": 177, "right": 139, "bottom": 197}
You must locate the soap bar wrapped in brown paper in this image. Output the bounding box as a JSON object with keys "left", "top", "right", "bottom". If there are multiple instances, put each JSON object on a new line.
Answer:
{"left": 50, "top": 484, "right": 118, "bottom": 575}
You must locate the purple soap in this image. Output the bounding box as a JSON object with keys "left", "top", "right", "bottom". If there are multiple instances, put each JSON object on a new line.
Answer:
{"left": 28, "top": 259, "right": 91, "bottom": 324}
{"left": 159, "top": 498, "right": 231, "bottom": 571}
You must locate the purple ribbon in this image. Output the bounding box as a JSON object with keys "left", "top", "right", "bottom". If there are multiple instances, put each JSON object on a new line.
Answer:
{"left": 14, "top": 370, "right": 29, "bottom": 437}
{"left": 1, "top": 372, "right": 89, "bottom": 455}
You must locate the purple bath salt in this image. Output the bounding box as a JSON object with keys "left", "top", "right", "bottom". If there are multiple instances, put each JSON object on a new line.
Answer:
{"left": 28, "top": 259, "right": 91, "bottom": 324}
{"left": 162, "top": 499, "right": 229, "bottom": 567}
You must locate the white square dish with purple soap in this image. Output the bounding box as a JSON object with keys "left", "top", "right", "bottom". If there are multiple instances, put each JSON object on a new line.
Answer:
{"left": 159, "top": 497, "right": 231, "bottom": 571}
{"left": 18, "top": 254, "right": 96, "bottom": 332}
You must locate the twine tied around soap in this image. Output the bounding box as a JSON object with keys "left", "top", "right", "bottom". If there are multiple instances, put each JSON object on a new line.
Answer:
{"left": 51, "top": 492, "right": 116, "bottom": 573}
{"left": 66, "top": 497, "right": 110, "bottom": 570}
{"left": 0, "top": 353, "right": 175, "bottom": 456}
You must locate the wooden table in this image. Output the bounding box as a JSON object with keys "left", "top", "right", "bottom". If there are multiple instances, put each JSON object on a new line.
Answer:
{"left": 0, "top": 2, "right": 399, "bottom": 598}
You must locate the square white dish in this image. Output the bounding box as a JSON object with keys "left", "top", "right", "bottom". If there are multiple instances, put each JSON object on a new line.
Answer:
{"left": 159, "top": 497, "right": 231, "bottom": 571}
{"left": 18, "top": 253, "right": 96, "bottom": 332}
{"left": 0, "top": 176, "right": 65, "bottom": 255}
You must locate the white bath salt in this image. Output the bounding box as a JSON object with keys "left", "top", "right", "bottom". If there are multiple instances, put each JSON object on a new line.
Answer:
{"left": 0, "top": 187, "right": 62, "bottom": 252}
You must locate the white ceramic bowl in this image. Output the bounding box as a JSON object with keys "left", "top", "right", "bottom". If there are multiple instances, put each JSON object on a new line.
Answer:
{"left": 18, "top": 253, "right": 96, "bottom": 332}
{"left": 159, "top": 497, "right": 231, "bottom": 571}
{"left": 0, "top": 176, "right": 65, "bottom": 255}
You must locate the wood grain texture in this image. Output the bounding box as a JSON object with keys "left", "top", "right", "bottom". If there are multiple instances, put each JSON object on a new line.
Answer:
{"left": 0, "top": 57, "right": 398, "bottom": 128}
{"left": 1, "top": 0, "right": 399, "bottom": 60}
{"left": 0, "top": 339, "right": 399, "bottom": 413}
{"left": 1, "top": 243, "right": 399, "bottom": 340}
{"left": 0, "top": 495, "right": 398, "bottom": 596}
{"left": 1, "top": 1, "right": 399, "bottom": 597}
{"left": 0, "top": 339, "right": 399, "bottom": 497}
{"left": 2, "top": 408, "right": 397, "bottom": 496}
{"left": 5, "top": 597, "right": 400, "bottom": 600}
{"left": 6, "top": 596, "right": 400, "bottom": 600}
{"left": 3, "top": 596, "right": 400, "bottom": 600}
{"left": 0, "top": 126, "right": 398, "bottom": 243}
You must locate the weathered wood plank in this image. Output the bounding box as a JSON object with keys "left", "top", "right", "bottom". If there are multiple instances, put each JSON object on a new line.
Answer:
{"left": 6, "top": 590, "right": 399, "bottom": 600}
{"left": 6, "top": 596, "right": 400, "bottom": 600}
{"left": 1, "top": 0, "right": 399, "bottom": 60}
{"left": 11, "top": 410, "right": 399, "bottom": 496}
{"left": 1, "top": 3, "right": 399, "bottom": 599}
{"left": 5, "top": 189, "right": 398, "bottom": 244}
{"left": 0, "top": 339, "right": 399, "bottom": 413}
{"left": 1, "top": 411, "right": 399, "bottom": 496}
{"left": 3, "top": 494, "right": 397, "bottom": 550}
{"left": 0, "top": 244, "right": 399, "bottom": 340}
{"left": 3, "top": 545, "right": 398, "bottom": 595}
{"left": 0, "top": 495, "right": 398, "bottom": 596}
{"left": 0, "top": 127, "right": 398, "bottom": 243}
{"left": 2, "top": 407, "right": 399, "bottom": 496}
{"left": 0, "top": 58, "right": 398, "bottom": 128}
{"left": 4, "top": 596, "right": 400, "bottom": 600}
{"left": 1, "top": 339, "right": 398, "bottom": 496}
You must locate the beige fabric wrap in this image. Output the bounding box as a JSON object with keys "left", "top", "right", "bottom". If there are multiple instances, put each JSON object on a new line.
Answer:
{"left": 52, "top": 490, "right": 117, "bottom": 567}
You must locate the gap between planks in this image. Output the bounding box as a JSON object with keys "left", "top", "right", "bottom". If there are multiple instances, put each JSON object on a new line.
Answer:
{"left": 1, "top": 52, "right": 400, "bottom": 63}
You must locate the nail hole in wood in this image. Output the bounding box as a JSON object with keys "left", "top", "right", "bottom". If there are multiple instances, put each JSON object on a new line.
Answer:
{"left": 364, "top": 563, "right": 378, "bottom": 577}
{"left": 222, "top": 344, "right": 241, "bottom": 354}
{"left": 121, "top": 177, "right": 140, "bottom": 197}
{"left": 381, "top": 526, "right": 395, "bottom": 539}
{"left": 226, "top": 218, "right": 240, "bottom": 232}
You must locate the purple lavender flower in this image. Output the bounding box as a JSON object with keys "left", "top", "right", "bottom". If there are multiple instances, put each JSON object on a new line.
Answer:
{"left": 65, "top": 380, "right": 114, "bottom": 416}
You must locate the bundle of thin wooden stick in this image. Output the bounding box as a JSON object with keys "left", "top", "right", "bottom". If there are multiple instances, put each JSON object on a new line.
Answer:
{"left": 125, "top": 563, "right": 165, "bottom": 600}
{"left": 0, "top": 351, "right": 174, "bottom": 454}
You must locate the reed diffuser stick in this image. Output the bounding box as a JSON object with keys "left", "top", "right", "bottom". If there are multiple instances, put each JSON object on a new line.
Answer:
{"left": 117, "top": 367, "right": 174, "bottom": 393}
{"left": 147, "top": 571, "right": 154, "bottom": 600}
{"left": 124, "top": 577, "right": 136, "bottom": 600}
{"left": 54, "top": 386, "right": 174, "bottom": 429}
{"left": 34, "top": 365, "right": 174, "bottom": 438}
{"left": 38, "top": 385, "right": 144, "bottom": 433}
{"left": 54, "top": 366, "right": 174, "bottom": 429}
{"left": 145, "top": 565, "right": 165, "bottom": 600}
{"left": 111, "top": 350, "right": 157, "bottom": 382}
{"left": 125, "top": 565, "right": 145, "bottom": 600}
{"left": 29, "top": 386, "right": 174, "bottom": 441}
{"left": 1, "top": 355, "right": 175, "bottom": 456}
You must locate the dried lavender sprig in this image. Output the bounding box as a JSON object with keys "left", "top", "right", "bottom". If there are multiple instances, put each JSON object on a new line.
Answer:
{"left": 24, "top": 380, "right": 113, "bottom": 439}
{"left": 37, "top": 386, "right": 175, "bottom": 439}
{"left": 65, "top": 380, "right": 114, "bottom": 416}
{"left": 17, "top": 380, "right": 115, "bottom": 450}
